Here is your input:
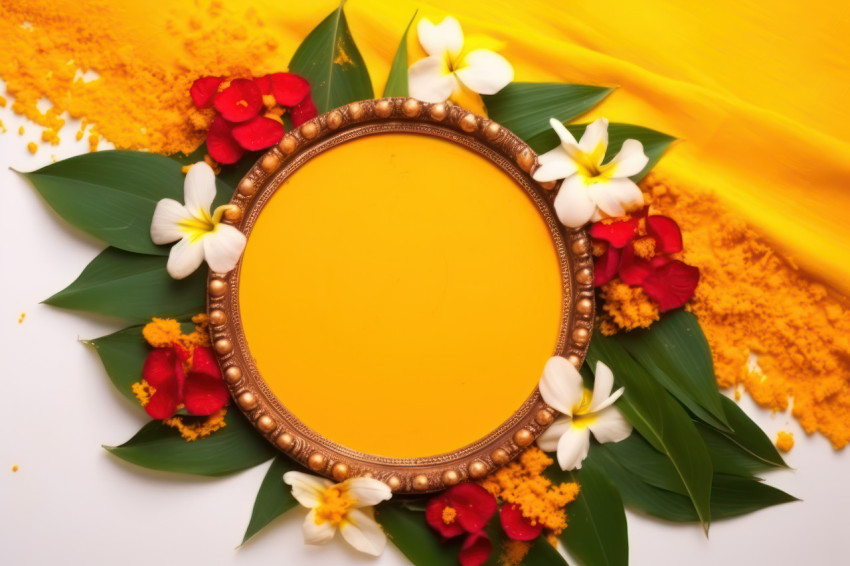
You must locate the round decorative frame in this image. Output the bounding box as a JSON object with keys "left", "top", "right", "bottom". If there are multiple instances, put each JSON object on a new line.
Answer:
{"left": 207, "top": 97, "right": 595, "bottom": 493}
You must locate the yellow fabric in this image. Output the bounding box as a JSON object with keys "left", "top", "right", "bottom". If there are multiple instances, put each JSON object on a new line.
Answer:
{"left": 6, "top": 0, "right": 850, "bottom": 294}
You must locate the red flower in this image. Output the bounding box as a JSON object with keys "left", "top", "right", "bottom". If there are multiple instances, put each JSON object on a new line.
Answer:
{"left": 190, "top": 73, "right": 316, "bottom": 164}
{"left": 426, "top": 484, "right": 498, "bottom": 565}
{"left": 458, "top": 531, "right": 492, "bottom": 566}
{"left": 499, "top": 504, "right": 543, "bottom": 541}
{"left": 142, "top": 345, "right": 230, "bottom": 419}
{"left": 590, "top": 213, "right": 700, "bottom": 311}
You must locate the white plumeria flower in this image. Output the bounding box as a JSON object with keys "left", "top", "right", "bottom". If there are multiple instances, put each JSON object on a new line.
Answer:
{"left": 537, "top": 357, "right": 632, "bottom": 471}
{"left": 283, "top": 471, "right": 392, "bottom": 556}
{"left": 408, "top": 15, "right": 513, "bottom": 104}
{"left": 150, "top": 162, "right": 247, "bottom": 280}
{"left": 532, "top": 118, "right": 650, "bottom": 228}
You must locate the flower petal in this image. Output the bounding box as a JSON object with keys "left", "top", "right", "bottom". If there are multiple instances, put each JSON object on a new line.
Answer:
{"left": 459, "top": 531, "right": 492, "bottom": 566}
{"left": 425, "top": 495, "right": 466, "bottom": 538}
{"left": 589, "top": 218, "right": 638, "bottom": 248}
{"left": 618, "top": 243, "right": 653, "bottom": 285}
{"left": 609, "top": 139, "right": 649, "bottom": 178}
{"left": 553, "top": 175, "right": 596, "bottom": 228}
{"left": 590, "top": 387, "right": 625, "bottom": 413}
{"left": 340, "top": 508, "right": 387, "bottom": 556}
{"left": 214, "top": 78, "right": 263, "bottom": 123}
{"left": 533, "top": 146, "right": 577, "bottom": 182}
{"left": 538, "top": 356, "right": 584, "bottom": 415}
{"left": 641, "top": 260, "right": 701, "bottom": 311}
{"left": 292, "top": 98, "right": 318, "bottom": 127}
{"left": 417, "top": 16, "right": 464, "bottom": 58}
{"left": 191, "top": 346, "right": 220, "bottom": 377}
{"left": 578, "top": 118, "right": 609, "bottom": 158}
{"left": 589, "top": 361, "right": 615, "bottom": 411}
{"left": 166, "top": 236, "right": 206, "bottom": 280}
{"left": 556, "top": 426, "right": 591, "bottom": 471}
{"left": 182, "top": 372, "right": 230, "bottom": 415}
{"left": 190, "top": 76, "right": 222, "bottom": 108}
{"left": 408, "top": 56, "right": 457, "bottom": 102}
{"left": 150, "top": 198, "right": 192, "bottom": 245}
{"left": 206, "top": 116, "right": 244, "bottom": 165}
{"left": 590, "top": 178, "right": 644, "bottom": 218}
{"left": 269, "top": 72, "right": 311, "bottom": 107}
{"left": 302, "top": 509, "right": 336, "bottom": 546}
{"left": 454, "top": 49, "right": 513, "bottom": 95}
{"left": 448, "top": 483, "right": 498, "bottom": 533}
{"left": 144, "top": 383, "right": 181, "bottom": 420}
{"left": 500, "top": 504, "right": 544, "bottom": 541}
{"left": 183, "top": 161, "right": 217, "bottom": 219}
{"left": 646, "top": 215, "right": 683, "bottom": 254}
{"left": 284, "top": 471, "right": 333, "bottom": 509}
{"left": 142, "top": 348, "right": 177, "bottom": 388}
{"left": 203, "top": 224, "right": 247, "bottom": 274}
{"left": 588, "top": 407, "right": 633, "bottom": 444}
{"left": 230, "top": 115, "right": 285, "bottom": 151}
{"left": 594, "top": 246, "right": 620, "bottom": 287}
{"left": 550, "top": 117, "right": 578, "bottom": 147}
{"left": 346, "top": 477, "right": 393, "bottom": 508}
{"left": 536, "top": 416, "right": 572, "bottom": 452}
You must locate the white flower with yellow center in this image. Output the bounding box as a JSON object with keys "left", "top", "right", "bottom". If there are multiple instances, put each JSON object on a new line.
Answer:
{"left": 537, "top": 357, "right": 632, "bottom": 471}
{"left": 283, "top": 471, "right": 392, "bottom": 556}
{"left": 408, "top": 15, "right": 513, "bottom": 104}
{"left": 150, "top": 162, "right": 246, "bottom": 279}
{"left": 533, "top": 118, "right": 650, "bottom": 228}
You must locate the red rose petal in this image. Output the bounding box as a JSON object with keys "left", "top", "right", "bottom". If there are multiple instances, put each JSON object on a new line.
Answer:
{"left": 595, "top": 246, "right": 621, "bottom": 287}
{"left": 589, "top": 218, "right": 638, "bottom": 248}
{"left": 448, "top": 483, "right": 498, "bottom": 533}
{"left": 190, "top": 76, "right": 223, "bottom": 109}
{"left": 641, "top": 260, "right": 700, "bottom": 311}
{"left": 142, "top": 348, "right": 177, "bottom": 389}
{"left": 651, "top": 255, "right": 671, "bottom": 269}
{"left": 269, "top": 72, "right": 311, "bottom": 107}
{"left": 254, "top": 74, "right": 272, "bottom": 95}
{"left": 646, "top": 215, "right": 683, "bottom": 254}
{"left": 500, "top": 504, "right": 544, "bottom": 541}
{"left": 618, "top": 244, "right": 654, "bottom": 286}
{"left": 192, "top": 346, "right": 221, "bottom": 378}
{"left": 425, "top": 495, "right": 466, "bottom": 539}
{"left": 206, "top": 116, "right": 244, "bottom": 165}
{"left": 183, "top": 372, "right": 231, "bottom": 416}
{"left": 291, "top": 98, "right": 318, "bottom": 127}
{"left": 144, "top": 382, "right": 181, "bottom": 420}
{"left": 231, "top": 115, "right": 285, "bottom": 151}
{"left": 459, "top": 531, "right": 492, "bottom": 566}
{"left": 214, "top": 78, "right": 263, "bottom": 123}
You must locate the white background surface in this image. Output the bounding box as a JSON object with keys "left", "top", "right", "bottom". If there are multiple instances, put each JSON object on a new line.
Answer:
{"left": 1, "top": 98, "right": 847, "bottom": 566}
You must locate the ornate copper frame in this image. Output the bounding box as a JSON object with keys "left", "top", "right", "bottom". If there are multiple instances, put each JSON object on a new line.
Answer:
{"left": 207, "top": 97, "right": 595, "bottom": 494}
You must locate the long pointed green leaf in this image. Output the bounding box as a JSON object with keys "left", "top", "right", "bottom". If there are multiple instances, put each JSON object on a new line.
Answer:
{"left": 527, "top": 123, "right": 675, "bottom": 181}
{"left": 524, "top": 538, "right": 570, "bottom": 565}
{"left": 23, "top": 150, "right": 232, "bottom": 255}
{"left": 588, "top": 334, "right": 713, "bottom": 531}
{"left": 44, "top": 247, "right": 205, "bottom": 322}
{"left": 715, "top": 396, "right": 788, "bottom": 468}
{"left": 377, "top": 504, "right": 462, "bottom": 565}
{"left": 484, "top": 83, "right": 613, "bottom": 141}
{"left": 548, "top": 459, "right": 628, "bottom": 566}
{"left": 242, "top": 456, "right": 300, "bottom": 544}
{"left": 290, "top": 2, "right": 373, "bottom": 113}
{"left": 618, "top": 311, "right": 730, "bottom": 430}
{"left": 105, "top": 411, "right": 276, "bottom": 476}
{"left": 383, "top": 12, "right": 417, "bottom": 97}
{"left": 697, "top": 423, "right": 777, "bottom": 477}
{"left": 604, "top": 434, "right": 689, "bottom": 495}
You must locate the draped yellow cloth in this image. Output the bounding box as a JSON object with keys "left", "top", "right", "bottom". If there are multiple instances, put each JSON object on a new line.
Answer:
{"left": 22, "top": 0, "right": 850, "bottom": 294}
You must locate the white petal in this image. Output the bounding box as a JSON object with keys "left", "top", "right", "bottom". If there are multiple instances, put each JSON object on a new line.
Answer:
{"left": 533, "top": 147, "right": 578, "bottom": 182}
{"left": 589, "top": 361, "right": 614, "bottom": 411}
{"left": 590, "top": 387, "right": 625, "bottom": 414}
{"left": 417, "top": 16, "right": 464, "bottom": 58}
{"left": 550, "top": 118, "right": 578, "bottom": 147}
{"left": 203, "top": 224, "right": 247, "bottom": 274}
{"left": 346, "top": 477, "right": 393, "bottom": 508}
{"left": 589, "top": 407, "right": 633, "bottom": 444}
{"left": 578, "top": 118, "right": 609, "bottom": 157}
{"left": 302, "top": 509, "right": 336, "bottom": 546}
{"left": 183, "top": 162, "right": 217, "bottom": 220}
{"left": 553, "top": 175, "right": 597, "bottom": 228}
{"left": 609, "top": 139, "right": 649, "bottom": 178}
{"left": 557, "top": 426, "right": 591, "bottom": 471}
{"left": 150, "top": 198, "right": 192, "bottom": 245}
{"left": 454, "top": 49, "right": 513, "bottom": 95}
{"left": 538, "top": 356, "right": 584, "bottom": 415}
{"left": 408, "top": 56, "right": 457, "bottom": 102}
{"left": 166, "top": 237, "right": 205, "bottom": 280}
{"left": 340, "top": 508, "right": 387, "bottom": 556}
{"left": 284, "top": 471, "right": 333, "bottom": 509}
{"left": 536, "top": 416, "right": 572, "bottom": 452}
{"left": 589, "top": 178, "right": 644, "bottom": 217}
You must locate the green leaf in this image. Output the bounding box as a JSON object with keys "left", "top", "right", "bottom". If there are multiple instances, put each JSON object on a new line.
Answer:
{"left": 714, "top": 396, "right": 788, "bottom": 469}
{"left": 105, "top": 411, "right": 276, "bottom": 476}
{"left": 527, "top": 123, "right": 676, "bottom": 181}
{"left": 242, "top": 456, "right": 300, "bottom": 544}
{"left": 169, "top": 143, "right": 258, "bottom": 192}
{"left": 44, "top": 247, "right": 206, "bottom": 322}
{"left": 289, "top": 2, "right": 373, "bottom": 114}
{"left": 603, "top": 434, "right": 689, "bottom": 496}
{"left": 616, "top": 311, "right": 730, "bottom": 431}
{"left": 484, "top": 83, "right": 613, "bottom": 142}
{"left": 697, "top": 423, "right": 777, "bottom": 477}
{"left": 377, "top": 504, "right": 462, "bottom": 566}
{"left": 548, "top": 459, "right": 628, "bottom": 566}
{"left": 383, "top": 12, "right": 417, "bottom": 97}
{"left": 588, "top": 334, "right": 713, "bottom": 531}
{"left": 84, "top": 323, "right": 196, "bottom": 403}
{"left": 524, "top": 538, "right": 570, "bottom": 565}
{"left": 23, "top": 150, "right": 232, "bottom": 255}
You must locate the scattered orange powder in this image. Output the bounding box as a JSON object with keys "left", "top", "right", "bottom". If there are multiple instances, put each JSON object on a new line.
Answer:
{"left": 598, "top": 280, "right": 660, "bottom": 334}
{"left": 142, "top": 317, "right": 183, "bottom": 348}
{"left": 27, "top": 142, "right": 37, "bottom": 154}
{"left": 12, "top": 465, "right": 19, "bottom": 472}
{"left": 17, "top": 312, "right": 26, "bottom": 324}
{"left": 641, "top": 174, "right": 850, "bottom": 449}
{"left": 776, "top": 431, "right": 795, "bottom": 452}
{"left": 501, "top": 540, "right": 531, "bottom": 566}
{"left": 18, "top": 126, "right": 24, "bottom": 135}
{"left": 88, "top": 133, "right": 99, "bottom": 152}
{"left": 0, "top": 95, "right": 6, "bottom": 107}
{"left": 163, "top": 408, "right": 227, "bottom": 441}
{"left": 0, "top": 119, "right": 5, "bottom": 133}
{"left": 480, "top": 446, "right": 580, "bottom": 535}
